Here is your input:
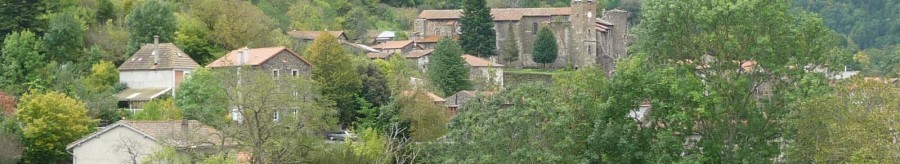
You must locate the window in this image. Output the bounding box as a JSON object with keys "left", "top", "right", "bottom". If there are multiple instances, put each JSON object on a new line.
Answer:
{"left": 272, "top": 69, "right": 280, "bottom": 77}
{"left": 532, "top": 23, "right": 538, "bottom": 34}
{"left": 291, "top": 69, "right": 299, "bottom": 76}
{"left": 273, "top": 111, "right": 280, "bottom": 122}
{"left": 588, "top": 45, "right": 592, "bottom": 55}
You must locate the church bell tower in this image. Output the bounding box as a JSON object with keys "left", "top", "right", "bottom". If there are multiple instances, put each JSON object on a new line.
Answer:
{"left": 571, "top": 0, "right": 598, "bottom": 67}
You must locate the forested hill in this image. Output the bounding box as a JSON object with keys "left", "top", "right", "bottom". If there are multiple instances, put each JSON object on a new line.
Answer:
{"left": 794, "top": 0, "right": 899, "bottom": 50}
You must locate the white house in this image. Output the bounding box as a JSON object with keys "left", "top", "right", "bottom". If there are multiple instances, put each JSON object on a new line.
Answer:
{"left": 116, "top": 36, "right": 201, "bottom": 110}
{"left": 66, "top": 120, "right": 228, "bottom": 164}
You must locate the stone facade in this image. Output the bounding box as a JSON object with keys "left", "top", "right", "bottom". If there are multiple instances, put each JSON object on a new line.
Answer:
{"left": 258, "top": 50, "right": 312, "bottom": 77}
{"left": 415, "top": 0, "right": 629, "bottom": 69}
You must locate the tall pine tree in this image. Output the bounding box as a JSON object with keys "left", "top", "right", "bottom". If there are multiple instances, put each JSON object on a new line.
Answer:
{"left": 532, "top": 26, "right": 557, "bottom": 67}
{"left": 428, "top": 38, "right": 470, "bottom": 96}
{"left": 459, "top": 0, "right": 496, "bottom": 58}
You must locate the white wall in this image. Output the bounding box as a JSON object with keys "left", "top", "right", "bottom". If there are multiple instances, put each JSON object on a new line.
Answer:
{"left": 120, "top": 70, "right": 174, "bottom": 89}
{"left": 71, "top": 126, "right": 162, "bottom": 164}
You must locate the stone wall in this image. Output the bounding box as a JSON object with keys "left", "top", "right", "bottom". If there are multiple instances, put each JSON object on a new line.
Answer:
{"left": 259, "top": 50, "right": 312, "bottom": 77}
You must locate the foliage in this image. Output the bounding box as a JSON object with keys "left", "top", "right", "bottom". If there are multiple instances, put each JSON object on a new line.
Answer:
{"left": 459, "top": 0, "right": 497, "bottom": 58}
{"left": 192, "top": 0, "right": 281, "bottom": 50}
{"left": 0, "top": 30, "right": 46, "bottom": 95}
{"left": 396, "top": 91, "right": 448, "bottom": 142}
{"left": 43, "top": 11, "right": 85, "bottom": 63}
{"left": 795, "top": 0, "right": 900, "bottom": 49}
{"left": 96, "top": 0, "right": 115, "bottom": 22}
{"left": 86, "top": 20, "right": 130, "bottom": 64}
{"left": 581, "top": 0, "right": 843, "bottom": 163}
{"left": 82, "top": 60, "right": 119, "bottom": 93}
{"left": 351, "top": 128, "right": 388, "bottom": 162}
{"left": 427, "top": 38, "right": 470, "bottom": 96}
{"left": 500, "top": 24, "right": 519, "bottom": 64}
{"left": 131, "top": 98, "right": 183, "bottom": 121}
{"left": 786, "top": 79, "right": 900, "bottom": 163}
{"left": 374, "top": 54, "right": 420, "bottom": 92}
{"left": 173, "top": 13, "right": 222, "bottom": 65}
{"left": 0, "top": 115, "right": 23, "bottom": 164}
{"left": 142, "top": 147, "right": 190, "bottom": 164}
{"left": 219, "top": 69, "right": 336, "bottom": 163}
{"left": 532, "top": 26, "right": 558, "bottom": 66}
{"left": 853, "top": 46, "right": 900, "bottom": 77}
{"left": 17, "top": 91, "right": 96, "bottom": 163}
{"left": 175, "top": 68, "right": 228, "bottom": 127}
{"left": 359, "top": 62, "right": 392, "bottom": 107}
{"left": 306, "top": 32, "right": 362, "bottom": 127}
{"left": 0, "top": 1, "right": 48, "bottom": 42}
{"left": 126, "top": 0, "right": 177, "bottom": 54}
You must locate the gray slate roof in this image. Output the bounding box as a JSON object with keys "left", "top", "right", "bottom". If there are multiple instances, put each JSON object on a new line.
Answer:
{"left": 119, "top": 43, "right": 201, "bottom": 71}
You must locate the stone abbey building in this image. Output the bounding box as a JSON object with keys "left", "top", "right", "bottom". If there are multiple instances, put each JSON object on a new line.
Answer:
{"left": 415, "top": 0, "right": 628, "bottom": 69}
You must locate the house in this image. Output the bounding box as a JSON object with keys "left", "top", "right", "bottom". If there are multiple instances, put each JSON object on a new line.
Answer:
{"left": 207, "top": 46, "right": 312, "bottom": 77}
{"left": 413, "top": 35, "right": 458, "bottom": 49}
{"left": 287, "top": 30, "right": 348, "bottom": 43}
{"left": 366, "top": 52, "right": 394, "bottom": 59}
{"left": 371, "top": 40, "right": 418, "bottom": 54}
{"left": 463, "top": 55, "right": 505, "bottom": 89}
{"left": 401, "top": 90, "right": 445, "bottom": 105}
{"left": 444, "top": 90, "right": 496, "bottom": 116}
{"left": 66, "top": 120, "right": 231, "bottom": 164}
{"left": 117, "top": 36, "right": 201, "bottom": 111}
{"left": 373, "top": 31, "right": 396, "bottom": 44}
{"left": 416, "top": 1, "right": 629, "bottom": 69}
{"left": 405, "top": 50, "right": 434, "bottom": 71}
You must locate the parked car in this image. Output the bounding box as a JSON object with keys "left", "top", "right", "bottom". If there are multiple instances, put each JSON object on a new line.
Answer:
{"left": 326, "top": 130, "right": 355, "bottom": 141}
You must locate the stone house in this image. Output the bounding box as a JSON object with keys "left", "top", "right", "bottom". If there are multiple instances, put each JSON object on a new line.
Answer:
{"left": 66, "top": 120, "right": 230, "bottom": 164}
{"left": 444, "top": 90, "right": 496, "bottom": 116}
{"left": 415, "top": 0, "right": 629, "bottom": 70}
{"left": 117, "top": 36, "right": 201, "bottom": 110}
{"left": 206, "top": 46, "right": 312, "bottom": 77}
{"left": 287, "top": 30, "right": 348, "bottom": 43}
{"left": 406, "top": 50, "right": 434, "bottom": 71}
{"left": 371, "top": 40, "right": 419, "bottom": 54}
{"left": 463, "top": 55, "right": 504, "bottom": 89}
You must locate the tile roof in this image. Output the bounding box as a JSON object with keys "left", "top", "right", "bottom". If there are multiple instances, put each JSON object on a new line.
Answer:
{"left": 206, "top": 46, "right": 311, "bottom": 68}
{"left": 444, "top": 90, "right": 496, "bottom": 107}
{"left": 400, "top": 90, "right": 445, "bottom": 103}
{"left": 115, "top": 88, "right": 171, "bottom": 101}
{"left": 119, "top": 43, "right": 201, "bottom": 71}
{"left": 405, "top": 50, "right": 434, "bottom": 58}
{"left": 366, "top": 52, "right": 393, "bottom": 59}
{"left": 415, "top": 35, "right": 459, "bottom": 43}
{"left": 419, "top": 8, "right": 572, "bottom": 21}
{"left": 67, "top": 120, "right": 230, "bottom": 151}
{"left": 463, "top": 55, "right": 504, "bottom": 67}
{"left": 371, "top": 40, "right": 414, "bottom": 49}
{"left": 287, "top": 31, "right": 346, "bottom": 40}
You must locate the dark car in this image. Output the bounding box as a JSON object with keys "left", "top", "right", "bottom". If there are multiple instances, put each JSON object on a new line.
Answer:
{"left": 326, "top": 130, "right": 355, "bottom": 141}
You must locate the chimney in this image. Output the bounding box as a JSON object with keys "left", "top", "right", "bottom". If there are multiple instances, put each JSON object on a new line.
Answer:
{"left": 242, "top": 47, "right": 250, "bottom": 66}
{"left": 153, "top": 35, "right": 160, "bottom": 65}
{"left": 237, "top": 50, "right": 244, "bottom": 65}
{"left": 153, "top": 35, "right": 159, "bottom": 45}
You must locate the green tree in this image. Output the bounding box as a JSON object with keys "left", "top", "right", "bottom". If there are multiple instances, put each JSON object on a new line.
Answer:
{"left": 126, "top": 0, "right": 177, "bottom": 54}
{"left": 43, "top": 11, "right": 85, "bottom": 63}
{"left": 459, "top": 0, "right": 497, "bottom": 58}
{"left": 532, "top": 26, "right": 557, "bottom": 67}
{"left": 0, "top": 30, "right": 46, "bottom": 95}
{"left": 175, "top": 68, "right": 228, "bottom": 127}
{"left": 396, "top": 91, "right": 448, "bottom": 142}
{"left": 787, "top": 79, "right": 900, "bottom": 163}
{"left": 174, "top": 14, "right": 222, "bottom": 65}
{"left": 132, "top": 98, "right": 183, "bottom": 121}
{"left": 427, "top": 38, "right": 470, "bottom": 96}
{"left": 500, "top": 25, "right": 519, "bottom": 64}
{"left": 96, "top": 0, "right": 115, "bottom": 22}
{"left": 82, "top": 60, "right": 119, "bottom": 93}
{"left": 359, "top": 62, "right": 391, "bottom": 107}
{"left": 0, "top": 1, "right": 48, "bottom": 42}
{"left": 17, "top": 91, "right": 96, "bottom": 163}
{"left": 583, "top": 0, "right": 843, "bottom": 163}
{"left": 306, "top": 33, "right": 362, "bottom": 127}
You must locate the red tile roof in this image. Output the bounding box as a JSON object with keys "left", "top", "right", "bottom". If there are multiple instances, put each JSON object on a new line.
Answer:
{"left": 419, "top": 8, "right": 572, "bottom": 21}
{"left": 371, "top": 40, "right": 414, "bottom": 49}
{"left": 463, "top": 55, "right": 504, "bottom": 67}
{"left": 207, "top": 46, "right": 311, "bottom": 68}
